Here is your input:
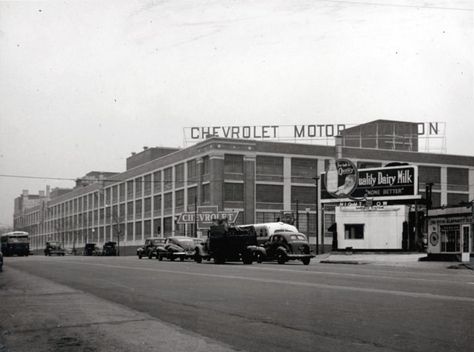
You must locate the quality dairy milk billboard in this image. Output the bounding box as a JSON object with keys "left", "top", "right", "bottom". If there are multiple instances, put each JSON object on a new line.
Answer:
{"left": 321, "top": 164, "right": 419, "bottom": 202}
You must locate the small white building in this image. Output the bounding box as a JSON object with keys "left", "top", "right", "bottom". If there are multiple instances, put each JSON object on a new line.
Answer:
{"left": 427, "top": 206, "right": 473, "bottom": 262}
{"left": 335, "top": 205, "right": 409, "bottom": 250}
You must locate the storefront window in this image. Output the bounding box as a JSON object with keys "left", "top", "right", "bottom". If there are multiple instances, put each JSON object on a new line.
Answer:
{"left": 440, "top": 225, "right": 460, "bottom": 252}
{"left": 344, "top": 224, "right": 364, "bottom": 239}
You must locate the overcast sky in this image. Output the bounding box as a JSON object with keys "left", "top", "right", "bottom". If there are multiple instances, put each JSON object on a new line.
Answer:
{"left": 0, "top": 0, "right": 472, "bottom": 227}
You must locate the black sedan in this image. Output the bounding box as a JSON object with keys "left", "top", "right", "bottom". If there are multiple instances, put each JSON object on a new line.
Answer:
{"left": 156, "top": 236, "right": 196, "bottom": 261}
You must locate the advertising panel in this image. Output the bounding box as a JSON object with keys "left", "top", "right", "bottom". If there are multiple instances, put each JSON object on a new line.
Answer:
{"left": 321, "top": 165, "right": 419, "bottom": 202}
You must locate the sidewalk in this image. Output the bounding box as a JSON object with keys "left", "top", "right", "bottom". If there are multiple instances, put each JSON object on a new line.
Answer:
{"left": 0, "top": 267, "right": 237, "bottom": 352}
{"left": 315, "top": 252, "right": 473, "bottom": 269}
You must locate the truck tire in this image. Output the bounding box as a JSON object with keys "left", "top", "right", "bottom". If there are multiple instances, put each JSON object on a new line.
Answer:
{"left": 138, "top": 253, "right": 142, "bottom": 259}
{"left": 242, "top": 251, "right": 253, "bottom": 265}
{"left": 302, "top": 258, "right": 310, "bottom": 265}
{"left": 214, "top": 256, "right": 225, "bottom": 264}
{"left": 255, "top": 252, "right": 263, "bottom": 264}
{"left": 194, "top": 253, "right": 202, "bottom": 263}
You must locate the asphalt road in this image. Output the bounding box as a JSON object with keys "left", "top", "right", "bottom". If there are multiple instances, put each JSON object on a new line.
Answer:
{"left": 2, "top": 256, "right": 474, "bottom": 352}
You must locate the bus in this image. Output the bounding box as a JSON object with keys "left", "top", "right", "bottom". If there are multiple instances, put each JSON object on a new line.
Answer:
{"left": 1, "top": 231, "right": 30, "bottom": 256}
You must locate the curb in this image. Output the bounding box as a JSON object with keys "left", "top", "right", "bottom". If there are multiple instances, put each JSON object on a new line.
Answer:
{"left": 319, "top": 260, "right": 369, "bottom": 265}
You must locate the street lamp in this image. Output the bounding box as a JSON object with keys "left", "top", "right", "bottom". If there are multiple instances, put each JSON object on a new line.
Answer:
{"left": 313, "top": 176, "right": 320, "bottom": 255}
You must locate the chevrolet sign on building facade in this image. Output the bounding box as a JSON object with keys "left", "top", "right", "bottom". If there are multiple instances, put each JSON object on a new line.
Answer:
{"left": 177, "top": 206, "right": 239, "bottom": 230}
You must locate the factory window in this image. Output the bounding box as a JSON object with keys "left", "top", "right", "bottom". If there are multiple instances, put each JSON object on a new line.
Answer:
{"left": 202, "top": 184, "right": 210, "bottom": 204}
{"left": 135, "top": 221, "right": 142, "bottom": 242}
{"left": 119, "top": 183, "right": 125, "bottom": 202}
{"left": 202, "top": 156, "right": 209, "bottom": 175}
{"left": 187, "top": 187, "right": 197, "bottom": 209}
{"left": 291, "top": 158, "right": 317, "bottom": 183}
{"left": 164, "top": 192, "right": 173, "bottom": 210}
{"left": 256, "top": 185, "right": 283, "bottom": 203}
{"left": 153, "top": 195, "right": 162, "bottom": 216}
{"left": 187, "top": 159, "right": 198, "bottom": 182}
{"left": 224, "top": 154, "right": 244, "bottom": 174}
{"left": 291, "top": 186, "right": 316, "bottom": 206}
{"left": 175, "top": 164, "right": 184, "bottom": 189}
{"left": 153, "top": 171, "right": 162, "bottom": 194}
{"left": 224, "top": 183, "right": 244, "bottom": 202}
{"left": 135, "top": 177, "right": 143, "bottom": 198}
{"left": 144, "top": 174, "right": 152, "bottom": 196}
{"left": 344, "top": 224, "right": 364, "bottom": 240}
{"left": 127, "top": 180, "right": 134, "bottom": 199}
{"left": 144, "top": 197, "right": 152, "bottom": 218}
{"left": 135, "top": 199, "right": 142, "bottom": 218}
{"left": 175, "top": 190, "right": 184, "bottom": 208}
{"left": 256, "top": 156, "right": 283, "bottom": 176}
{"left": 164, "top": 168, "right": 173, "bottom": 191}
{"left": 447, "top": 167, "right": 469, "bottom": 192}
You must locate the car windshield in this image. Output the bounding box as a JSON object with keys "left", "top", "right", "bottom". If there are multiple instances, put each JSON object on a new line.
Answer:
{"left": 289, "top": 234, "right": 307, "bottom": 241}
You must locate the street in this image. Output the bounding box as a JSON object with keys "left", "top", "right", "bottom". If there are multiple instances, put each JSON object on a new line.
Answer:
{"left": 1, "top": 256, "right": 473, "bottom": 352}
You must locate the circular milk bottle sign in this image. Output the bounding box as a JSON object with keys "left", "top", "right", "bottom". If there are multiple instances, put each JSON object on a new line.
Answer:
{"left": 325, "top": 159, "right": 358, "bottom": 197}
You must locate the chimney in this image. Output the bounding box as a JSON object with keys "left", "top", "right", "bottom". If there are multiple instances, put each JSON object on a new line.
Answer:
{"left": 22, "top": 189, "right": 29, "bottom": 196}
{"left": 46, "top": 185, "right": 51, "bottom": 197}
{"left": 143, "top": 146, "right": 148, "bottom": 150}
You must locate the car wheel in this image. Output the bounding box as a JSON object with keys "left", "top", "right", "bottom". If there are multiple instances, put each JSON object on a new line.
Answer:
{"left": 180, "top": 256, "right": 184, "bottom": 262}
{"left": 158, "top": 254, "right": 163, "bottom": 261}
{"left": 148, "top": 253, "right": 153, "bottom": 259}
{"left": 302, "top": 258, "right": 310, "bottom": 265}
{"left": 194, "top": 253, "right": 202, "bottom": 263}
{"left": 255, "top": 252, "right": 263, "bottom": 264}
{"left": 277, "top": 252, "right": 286, "bottom": 265}
{"left": 138, "top": 253, "right": 142, "bottom": 259}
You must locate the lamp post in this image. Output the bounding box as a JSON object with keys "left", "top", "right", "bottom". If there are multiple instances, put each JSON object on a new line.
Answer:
{"left": 313, "top": 176, "right": 320, "bottom": 255}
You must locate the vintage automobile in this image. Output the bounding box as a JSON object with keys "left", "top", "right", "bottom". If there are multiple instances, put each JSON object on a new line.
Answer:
{"left": 44, "top": 241, "right": 66, "bottom": 256}
{"left": 252, "top": 232, "right": 314, "bottom": 265}
{"left": 156, "top": 236, "right": 196, "bottom": 261}
{"left": 136, "top": 238, "right": 165, "bottom": 259}
{"left": 102, "top": 241, "right": 117, "bottom": 256}
{"left": 194, "top": 222, "right": 257, "bottom": 264}
{"left": 83, "top": 243, "right": 100, "bottom": 256}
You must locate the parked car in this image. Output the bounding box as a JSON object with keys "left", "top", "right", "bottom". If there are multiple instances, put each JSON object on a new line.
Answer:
{"left": 0, "top": 251, "right": 3, "bottom": 272}
{"left": 44, "top": 241, "right": 66, "bottom": 256}
{"left": 83, "top": 243, "right": 100, "bottom": 256}
{"left": 102, "top": 241, "right": 117, "bottom": 256}
{"left": 137, "top": 238, "right": 165, "bottom": 259}
{"left": 194, "top": 222, "right": 257, "bottom": 264}
{"left": 252, "top": 232, "right": 314, "bottom": 265}
{"left": 156, "top": 236, "right": 197, "bottom": 261}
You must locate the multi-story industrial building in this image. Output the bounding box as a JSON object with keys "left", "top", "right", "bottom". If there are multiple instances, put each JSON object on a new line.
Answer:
{"left": 12, "top": 120, "right": 474, "bottom": 256}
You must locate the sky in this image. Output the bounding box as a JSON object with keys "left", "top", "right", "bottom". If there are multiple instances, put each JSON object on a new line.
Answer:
{"left": 0, "top": 0, "right": 472, "bottom": 227}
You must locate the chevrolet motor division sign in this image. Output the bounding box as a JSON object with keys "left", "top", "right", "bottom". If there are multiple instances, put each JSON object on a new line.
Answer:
{"left": 321, "top": 165, "right": 419, "bottom": 202}
{"left": 177, "top": 206, "right": 239, "bottom": 230}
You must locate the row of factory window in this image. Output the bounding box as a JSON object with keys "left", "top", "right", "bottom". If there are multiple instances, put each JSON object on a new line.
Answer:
{"left": 28, "top": 211, "right": 320, "bottom": 250}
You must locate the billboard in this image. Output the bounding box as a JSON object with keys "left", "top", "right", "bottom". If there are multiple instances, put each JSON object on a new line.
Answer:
{"left": 321, "top": 165, "right": 420, "bottom": 202}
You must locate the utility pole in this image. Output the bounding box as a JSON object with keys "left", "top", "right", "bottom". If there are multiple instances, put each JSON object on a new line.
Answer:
{"left": 313, "top": 176, "right": 319, "bottom": 255}
{"left": 194, "top": 194, "right": 197, "bottom": 237}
